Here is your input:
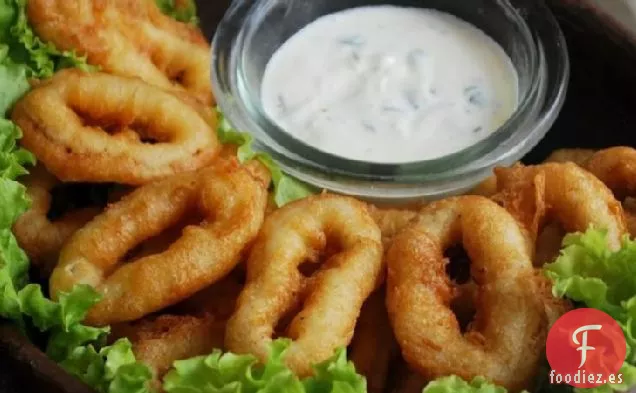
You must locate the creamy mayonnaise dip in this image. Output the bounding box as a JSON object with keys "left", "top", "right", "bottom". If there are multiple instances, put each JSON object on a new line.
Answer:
{"left": 260, "top": 6, "right": 519, "bottom": 163}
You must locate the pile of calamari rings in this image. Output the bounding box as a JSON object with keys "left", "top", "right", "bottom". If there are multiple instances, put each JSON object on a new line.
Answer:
{"left": 9, "top": 1, "right": 636, "bottom": 391}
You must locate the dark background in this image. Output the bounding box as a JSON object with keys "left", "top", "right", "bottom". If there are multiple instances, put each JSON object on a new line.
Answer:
{"left": 3, "top": 0, "right": 636, "bottom": 392}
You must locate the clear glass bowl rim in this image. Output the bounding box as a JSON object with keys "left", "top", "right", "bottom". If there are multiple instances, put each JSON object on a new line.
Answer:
{"left": 211, "top": 0, "right": 570, "bottom": 199}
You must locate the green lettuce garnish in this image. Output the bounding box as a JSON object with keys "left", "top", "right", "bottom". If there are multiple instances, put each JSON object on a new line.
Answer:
{"left": 2, "top": 278, "right": 153, "bottom": 393}
{"left": 544, "top": 228, "right": 636, "bottom": 392}
{"left": 0, "top": 61, "right": 34, "bottom": 329}
{"left": 217, "top": 110, "right": 316, "bottom": 207}
{"left": 422, "top": 376, "right": 524, "bottom": 393}
{"left": 61, "top": 338, "right": 154, "bottom": 393}
{"left": 163, "top": 338, "right": 366, "bottom": 393}
{"left": 303, "top": 348, "right": 367, "bottom": 393}
{"left": 155, "top": 0, "right": 199, "bottom": 25}
{"left": 0, "top": 2, "right": 152, "bottom": 393}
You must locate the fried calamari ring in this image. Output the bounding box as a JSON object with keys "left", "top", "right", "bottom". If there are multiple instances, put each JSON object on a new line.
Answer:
{"left": 546, "top": 147, "right": 636, "bottom": 238}
{"left": 13, "top": 70, "right": 220, "bottom": 185}
{"left": 470, "top": 149, "right": 596, "bottom": 199}
{"left": 493, "top": 162, "right": 626, "bottom": 252}
{"left": 225, "top": 194, "right": 384, "bottom": 377}
{"left": 582, "top": 147, "right": 636, "bottom": 238}
{"left": 583, "top": 146, "right": 636, "bottom": 200}
{"left": 349, "top": 289, "right": 399, "bottom": 393}
{"left": 386, "top": 196, "right": 545, "bottom": 391}
{"left": 28, "top": 0, "right": 213, "bottom": 105}
{"left": 50, "top": 159, "right": 268, "bottom": 326}
{"left": 12, "top": 166, "right": 100, "bottom": 278}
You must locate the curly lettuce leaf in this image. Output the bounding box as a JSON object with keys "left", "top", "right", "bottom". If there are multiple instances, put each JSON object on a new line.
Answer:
{"left": 0, "top": 229, "right": 28, "bottom": 320}
{"left": 3, "top": 282, "right": 106, "bottom": 352}
{"left": 38, "top": 286, "right": 153, "bottom": 393}
{"left": 421, "top": 376, "right": 521, "bottom": 393}
{"left": 0, "top": 3, "right": 166, "bottom": 393}
{"left": 1, "top": 272, "right": 151, "bottom": 392}
{"left": 163, "top": 339, "right": 303, "bottom": 393}
{"left": 0, "top": 46, "right": 28, "bottom": 114}
{"left": 303, "top": 348, "right": 366, "bottom": 393}
{"left": 155, "top": 0, "right": 199, "bottom": 25}
{"left": 163, "top": 339, "right": 365, "bottom": 393}
{"left": 544, "top": 228, "right": 636, "bottom": 392}
{"left": 216, "top": 110, "right": 316, "bottom": 207}
{"left": 61, "top": 338, "right": 154, "bottom": 393}
{"left": 0, "top": 115, "right": 33, "bottom": 324}
{"left": 15, "top": 283, "right": 152, "bottom": 393}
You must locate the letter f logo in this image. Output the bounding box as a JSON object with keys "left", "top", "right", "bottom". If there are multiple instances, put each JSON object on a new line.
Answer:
{"left": 572, "top": 324, "right": 602, "bottom": 368}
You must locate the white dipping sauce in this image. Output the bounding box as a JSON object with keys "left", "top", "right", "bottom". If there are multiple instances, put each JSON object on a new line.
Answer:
{"left": 260, "top": 6, "right": 519, "bottom": 163}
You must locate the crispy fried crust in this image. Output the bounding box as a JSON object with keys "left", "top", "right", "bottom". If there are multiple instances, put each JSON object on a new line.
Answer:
{"left": 50, "top": 159, "right": 269, "bottom": 326}
{"left": 584, "top": 146, "right": 636, "bottom": 200}
{"left": 225, "top": 194, "right": 384, "bottom": 377}
{"left": 13, "top": 70, "right": 221, "bottom": 185}
{"left": 28, "top": 0, "right": 213, "bottom": 105}
{"left": 13, "top": 70, "right": 220, "bottom": 185}
{"left": 493, "top": 162, "right": 626, "bottom": 251}
{"left": 545, "top": 147, "right": 636, "bottom": 238}
{"left": 386, "top": 196, "right": 546, "bottom": 391}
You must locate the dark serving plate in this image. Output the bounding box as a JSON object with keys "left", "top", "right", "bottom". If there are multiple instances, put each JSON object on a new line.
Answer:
{"left": 2, "top": 0, "right": 636, "bottom": 392}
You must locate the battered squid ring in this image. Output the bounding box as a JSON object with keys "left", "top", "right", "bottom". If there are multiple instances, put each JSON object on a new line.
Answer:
{"left": 492, "top": 162, "right": 626, "bottom": 252}
{"left": 12, "top": 70, "right": 220, "bottom": 185}
{"left": 225, "top": 194, "right": 384, "bottom": 377}
{"left": 28, "top": 0, "right": 213, "bottom": 105}
{"left": 13, "top": 165, "right": 100, "bottom": 278}
{"left": 386, "top": 196, "right": 545, "bottom": 391}
{"left": 50, "top": 158, "right": 268, "bottom": 326}
{"left": 583, "top": 146, "right": 636, "bottom": 200}
{"left": 540, "top": 147, "right": 636, "bottom": 238}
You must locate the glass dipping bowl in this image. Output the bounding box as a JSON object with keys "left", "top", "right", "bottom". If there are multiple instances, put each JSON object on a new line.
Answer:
{"left": 211, "top": 0, "right": 570, "bottom": 203}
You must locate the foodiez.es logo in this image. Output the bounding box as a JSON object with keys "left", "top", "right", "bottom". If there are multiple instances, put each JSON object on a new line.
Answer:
{"left": 546, "top": 308, "right": 626, "bottom": 388}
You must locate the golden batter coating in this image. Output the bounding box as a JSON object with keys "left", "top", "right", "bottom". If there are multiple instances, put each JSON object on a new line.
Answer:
{"left": 12, "top": 70, "right": 220, "bottom": 185}
{"left": 493, "top": 162, "right": 627, "bottom": 251}
{"left": 225, "top": 194, "right": 384, "bottom": 377}
{"left": 50, "top": 159, "right": 268, "bottom": 326}
{"left": 28, "top": 0, "right": 213, "bottom": 105}
{"left": 386, "top": 196, "right": 546, "bottom": 391}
